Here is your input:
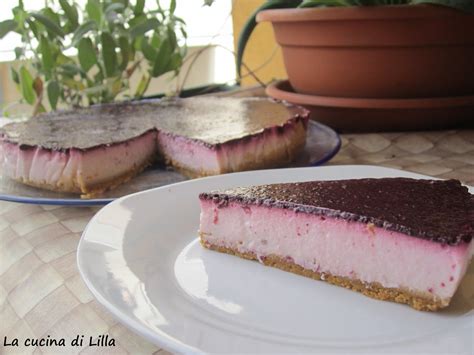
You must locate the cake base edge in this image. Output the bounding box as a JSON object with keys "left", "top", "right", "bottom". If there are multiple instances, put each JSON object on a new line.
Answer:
{"left": 8, "top": 157, "right": 155, "bottom": 198}
{"left": 78, "top": 158, "right": 155, "bottom": 198}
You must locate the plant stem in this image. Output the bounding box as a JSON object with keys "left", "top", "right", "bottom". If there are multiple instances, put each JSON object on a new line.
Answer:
{"left": 32, "top": 86, "right": 44, "bottom": 116}
{"left": 138, "top": 74, "right": 152, "bottom": 98}
{"left": 126, "top": 59, "right": 142, "bottom": 78}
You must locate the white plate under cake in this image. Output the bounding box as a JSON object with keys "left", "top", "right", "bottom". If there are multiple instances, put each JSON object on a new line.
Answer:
{"left": 77, "top": 166, "right": 474, "bottom": 353}
{"left": 0, "top": 97, "right": 308, "bottom": 197}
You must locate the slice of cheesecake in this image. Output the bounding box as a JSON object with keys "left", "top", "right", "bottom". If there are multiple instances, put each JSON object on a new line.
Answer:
{"left": 199, "top": 178, "right": 473, "bottom": 311}
{"left": 0, "top": 97, "right": 308, "bottom": 197}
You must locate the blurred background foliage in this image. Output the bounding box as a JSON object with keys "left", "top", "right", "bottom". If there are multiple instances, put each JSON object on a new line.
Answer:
{"left": 0, "top": 0, "right": 187, "bottom": 115}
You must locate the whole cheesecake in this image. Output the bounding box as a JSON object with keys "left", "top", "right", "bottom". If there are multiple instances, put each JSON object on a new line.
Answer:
{"left": 199, "top": 178, "right": 474, "bottom": 311}
{"left": 0, "top": 97, "right": 308, "bottom": 197}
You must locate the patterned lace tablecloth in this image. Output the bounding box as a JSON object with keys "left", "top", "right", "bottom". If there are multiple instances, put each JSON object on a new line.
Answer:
{"left": 1, "top": 127, "right": 473, "bottom": 354}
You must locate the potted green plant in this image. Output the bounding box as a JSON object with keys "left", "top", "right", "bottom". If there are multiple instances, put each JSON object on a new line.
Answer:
{"left": 237, "top": 0, "right": 474, "bottom": 99}
{"left": 0, "top": 0, "right": 187, "bottom": 116}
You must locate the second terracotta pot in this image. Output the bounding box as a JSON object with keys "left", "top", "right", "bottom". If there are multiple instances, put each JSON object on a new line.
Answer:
{"left": 257, "top": 5, "right": 474, "bottom": 99}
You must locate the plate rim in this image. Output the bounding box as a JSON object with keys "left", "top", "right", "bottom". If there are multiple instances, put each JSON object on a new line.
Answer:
{"left": 0, "top": 120, "right": 340, "bottom": 206}
{"left": 0, "top": 194, "right": 112, "bottom": 206}
{"left": 78, "top": 219, "right": 202, "bottom": 354}
{"left": 77, "top": 165, "right": 472, "bottom": 354}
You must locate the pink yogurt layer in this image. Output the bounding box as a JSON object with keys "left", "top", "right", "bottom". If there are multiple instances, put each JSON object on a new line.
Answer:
{"left": 199, "top": 200, "right": 473, "bottom": 301}
{"left": 157, "top": 132, "right": 220, "bottom": 173}
{"left": 156, "top": 117, "right": 305, "bottom": 175}
{"left": 0, "top": 115, "right": 307, "bottom": 193}
{"left": 0, "top": 131, "right": 157, "bottom": 192}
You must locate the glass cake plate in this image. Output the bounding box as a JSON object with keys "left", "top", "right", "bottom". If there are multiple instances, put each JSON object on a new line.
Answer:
{"left": 0, "top": 120, "right": 340, "bottom": 206}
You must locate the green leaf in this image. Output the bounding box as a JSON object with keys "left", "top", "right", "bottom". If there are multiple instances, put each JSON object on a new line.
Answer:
{"left": 10, "top": 67, "right": 20, "bottom": 84}
{"left": 25, "top": 19, "right": 40, "bottom": 39}
{"left": 13, "top": 6, "right": 27, "bottom": 25}
{"left": 130, "top": 45, "right": 136, "bottom": 62}
{"left": 61, "top": 77, "right": 85, "bottom": 90}
{"left": 170, "top": 0, "right": 176, "bottom": 14}
{"left": 168, "top": 52, "right": 182, "bottom": 72}
{"left": 86, "top": 0, "right": 102, "bottom": 24}
{"left": 71, "top": 20, "right": 97, "bottom": 46}
{"left": 56, "top": 53, "right": 73, "bottom": 65}
{"left": 14, "top": 47, "right": 24, "bottom": 60}
{"left": 59, "top": 0, "right": 79, "bottom": 29}
{"left": 39, "top": 36, "right": 54, "bottom": 72}
{"left": 107, "top": 77, "right": 123, "bottom": 97}
{"left": 167, "top": 26, "right": 177, "bottom": 52}
{"left": 101, "top": 32, "right": 117, "bottom": 77}
{"left": 141, "top": 37, "right": 157, "bottom": 61}
{"left": 60, "top": 63, "right": 86, "bottom": 77}
{"left": 29, "top": 12, "right": 65, "bottom": 38}
{"left": 134, "top": 0, "right": 145, "bottom": 15}
{"left": 105, "top": 3, "right": 125, "bottom": 14}
{"left": 174, "top": 16, "right": 186, "bottom": 25}
{"left": 105, "top": 3, "right": 125, "bottom": 24}
{"left": 78, "top": 38, "right": 97, "bottom": 72}
{"left": 47, "top": 81, "right": 60, "bottom": 110}
{"left": 0, "top": 20, "right": 17, "bottom": 39}
{"left": 150, "top": 32, "right": 161, "bottom": 48}
{"left": 134, "top": 73, "right": 150, "bottom": 97}
{"left": 130, "top": 18, "right": 160, "bottom": 39}
{"left": 94, "top": 70, "right": 104, "bottom": 83}
{"left": 19, "top": 66, "right": 35, "bottom": 105}
{"left": 128, "top": 14, "right": 146, "bottom": 28}
{"left": 42, "top": 7, "right": 61, "bottom": 27}
{"left": 180, "top": 27, "right": 187, "bottom": 39}
{"left": 118, "top": 36, "right": 130, "bottom": 70}
{"left": 151, "top": 39, "right": 172, "bottom": 77}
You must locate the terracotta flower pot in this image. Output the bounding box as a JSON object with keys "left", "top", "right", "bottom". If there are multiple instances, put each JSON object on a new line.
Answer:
{"left": 257, "top": 5, "right": 474, "bottom": 99}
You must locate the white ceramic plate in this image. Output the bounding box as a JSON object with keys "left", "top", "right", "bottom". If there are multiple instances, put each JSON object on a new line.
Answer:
{"left": 77, "top": 165, "right": 474, "bottom": 354}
